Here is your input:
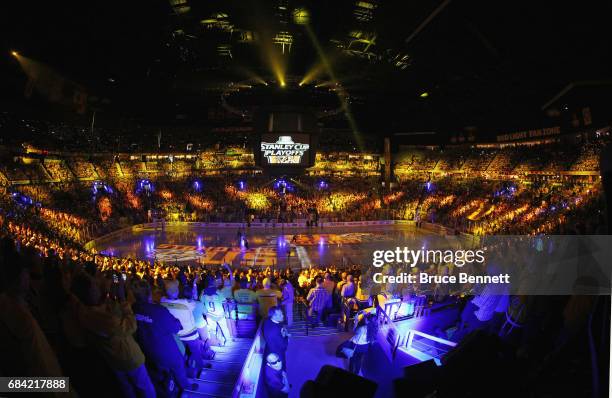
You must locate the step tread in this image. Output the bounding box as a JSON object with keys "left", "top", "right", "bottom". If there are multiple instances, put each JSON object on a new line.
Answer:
{"left": 289, "top": 328, "right": 340, "bottom": 332}
{"left": 184, "top": 379, "right": 234, "bottom": 397}
{"left": 204, "top": 361, "right": 244, "bottom": 372}
{"left": 215, "top": 342, "right": 253, "bottom": 349}
{"left": 198, "top": 369, "right": 240, "bottom": 384}
{"left": 211, "top": 352, "right": 249, "bottom": 362}
{"left": 181, "top": 391, "right": 227, "bottom": 398}
{"left": 211, "top": 345, "right": 251, "bottom": 353}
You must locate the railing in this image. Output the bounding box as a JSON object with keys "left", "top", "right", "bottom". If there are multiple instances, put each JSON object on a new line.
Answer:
{"left": 232, "top": 321, "right": 265, "bottom": 398}
{"left": 225, "top": 300, "right": 257, "bottom": 322}
{"left": 297, "top": 298, "right": 310, "bottom": 336}
{"left": 377, "top": 300, "right": 457, "bottom": 363}
{"left": 377, "top": 302, "right": 402, "bottom": 360}
{"left": 397, "top": 329, "right": 457, "bottom": 364}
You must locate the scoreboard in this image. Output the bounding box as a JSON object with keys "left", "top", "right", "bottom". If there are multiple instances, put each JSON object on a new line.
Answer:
{"left": 260, "top": 133, "right": 311, "bottom": 167}
{"left": 254, "top": 109, "right": 318, "bottom": 173}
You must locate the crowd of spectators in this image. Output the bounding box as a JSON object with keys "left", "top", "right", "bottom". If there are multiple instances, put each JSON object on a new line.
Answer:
{"left": 407, "top": 177, "right": 605, "bottom": 235}
{"left": 0, "top": 167, "right": 604, "bottom": 251}
{"left": 0, "top": 164, "right": 608, "bottom": 398}
{"left": 0, "top": 202, "right": 373, "bottom": 397}
{"left": 2, "top": 205, "right": 604, "bottom": 397}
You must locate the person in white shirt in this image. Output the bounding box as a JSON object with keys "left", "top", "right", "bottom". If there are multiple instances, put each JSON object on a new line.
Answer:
{"left": 160, "top": 279, "right": 212, "bottom": 367}
{"left": 200, "top": 277, "right": 232, "bottom": 345}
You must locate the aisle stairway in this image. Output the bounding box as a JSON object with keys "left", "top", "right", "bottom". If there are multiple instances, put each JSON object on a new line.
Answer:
{"left": 181, "top": 337, "right": 253, "bottom": 398}
{"left": 287, "top": 301, "right": 345, "bottom": 338}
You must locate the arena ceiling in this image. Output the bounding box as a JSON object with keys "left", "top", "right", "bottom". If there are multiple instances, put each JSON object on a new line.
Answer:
{"left": 1, "top": 0, "right": 611, "bottom": 138}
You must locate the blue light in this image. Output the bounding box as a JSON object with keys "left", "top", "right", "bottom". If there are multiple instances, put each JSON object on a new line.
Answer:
{"left": 100, "top": 248, "right": 115, "bottom": 257}
{"left": 274, "top": 179, "right": 293, "bottom": 193}
{"left": 93, "top": 181, "right": 113, "bottom": 198}
{"left": 11, "top": 192, "right": 35, "bottom": 207}
{"left": 238, "top": 181, "right": 246, "bottom": 191}
{"left": 136, "top": 179, "right": 154, "bottom": 194}
{"left": 192, "top": 180, "right": 202, "bottom": 192}
{"left": 144, "top": 237, "right": 155, "bottom": 256}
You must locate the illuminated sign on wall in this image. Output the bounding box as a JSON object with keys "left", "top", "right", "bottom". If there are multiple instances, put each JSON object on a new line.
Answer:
{"left": 261, "top": 135, "right": 310, "bottom": 165}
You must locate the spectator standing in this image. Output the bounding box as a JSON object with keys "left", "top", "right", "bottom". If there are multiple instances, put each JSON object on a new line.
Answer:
{"left": 233, "top": 278, "right": 258, "bottom": 319}
{"left": 306, "top": 277, "right": 331, "bottom": 326}
{"left": 279, "top": 279, "right": 295, "bottom": 326}
{"left": 256, "top": 278, "right": 282, "bottom": 319}
{"left": 341, "top": 275, "right": 356, "bottom": 298}
{"left": 71, "top": 272, "right": 156, "bottom": 398}
{"left": 322, "top": 272, "right": 335, "bottom": 296}
{"left": 131, "top": 279, "right": 196, "bottom": 392}
{"left": 200, "top": 278, "right": 232, "bottom": 345}
{"left": 161, "top": 280, "right": 211, "bottom": 368}
{"left": 264, "top": 353, "right": 290, "bottom": 398}
{"left": 0, "top": 247, "right": 68, "bottom": 395}
{"left": 262, "top": 306, "right": 289, "bottom": 369}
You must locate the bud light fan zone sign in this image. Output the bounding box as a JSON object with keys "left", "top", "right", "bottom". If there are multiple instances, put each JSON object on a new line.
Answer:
{"left": 260, "top": 134, "right": 310, "bottom": 167}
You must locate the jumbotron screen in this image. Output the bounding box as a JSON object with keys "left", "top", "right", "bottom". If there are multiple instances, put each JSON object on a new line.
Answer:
{"left": 260, "top": 133, "right": 312, "bottom": 167}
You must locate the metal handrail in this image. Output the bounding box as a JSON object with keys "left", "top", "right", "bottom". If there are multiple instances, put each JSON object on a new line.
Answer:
{"left": 231, "top": 320, "right": 265, "bottom": 398}
{"left": 297, "top": 297, "right": 310, "bottom": 336}
{"left": 377, "top": 302, "right": 402, "bottom": 358}
{"left": 405, "top": 329, "right": 457, "bottom": 347}
{"left": 377, "top": 301, "right": 457, "bottom": 361}
{"left": 225, "top": 299, "right": 258, "bottom": 322}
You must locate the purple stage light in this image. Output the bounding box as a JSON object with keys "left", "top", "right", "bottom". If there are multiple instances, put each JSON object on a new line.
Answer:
{"left": 192, "top": 180, "right": 202, "bottom": 192}
{"left": 144, "top": 237, "right": 155, "bottom": 256}
{"left": 93, "top": 181, "right": 113, "bottom": 198}
{"left": 136, "top": 179, "right": 154, "bottom": 195}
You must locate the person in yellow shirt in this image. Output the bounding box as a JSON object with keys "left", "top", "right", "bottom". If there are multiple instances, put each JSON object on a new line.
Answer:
{"left": 256, "top": 278, "right": 282, "bottom": 319}
{"left": 233, "top": 278, "right": 258, "bottom": 320}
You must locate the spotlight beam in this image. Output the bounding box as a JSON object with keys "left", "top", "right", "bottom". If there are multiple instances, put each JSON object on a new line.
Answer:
{"left": 300, "top": 60, "right": 332, "bottom": 86}
{"left": 304, "top": 24, "right": 364, "bottom": 151}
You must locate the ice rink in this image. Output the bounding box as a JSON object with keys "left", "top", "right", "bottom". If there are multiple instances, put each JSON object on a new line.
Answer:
{"left": 90, "top": 224, "right": 443, "bottom": 269}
